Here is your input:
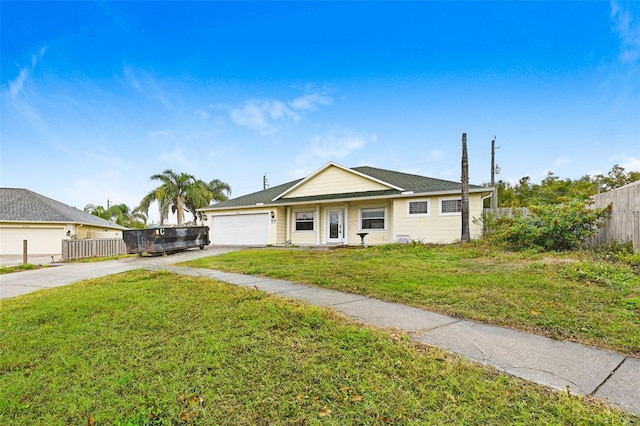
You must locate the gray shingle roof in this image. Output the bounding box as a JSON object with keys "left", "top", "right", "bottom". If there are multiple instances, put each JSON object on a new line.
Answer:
{"left": 204, "top": 165, "right": 488, "bottom": 210}
{"left": 0, "top": 188, "right": 127, "bottom": 229}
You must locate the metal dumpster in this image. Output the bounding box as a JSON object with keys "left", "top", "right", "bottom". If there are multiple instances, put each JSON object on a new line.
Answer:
{"left": 123, "top": 226, "right": 210, "bottom": 255}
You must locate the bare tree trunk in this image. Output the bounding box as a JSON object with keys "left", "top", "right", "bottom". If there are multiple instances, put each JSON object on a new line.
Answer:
{"left": 461, "top": 133, "right": 470, "bottom": 243}
{"left": 176, "top": 196, "right": 185, "bottom": 225}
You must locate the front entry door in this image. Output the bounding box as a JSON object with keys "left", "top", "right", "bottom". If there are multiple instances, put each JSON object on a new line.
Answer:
{"left": 327, "top": 209, "right": 344, "bottom": 243}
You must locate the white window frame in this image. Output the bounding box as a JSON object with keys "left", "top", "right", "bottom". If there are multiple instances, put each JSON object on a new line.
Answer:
{"left": 407, "top": 199, "right": 430, "bottom": 217}
{"left": 439, "top": 197, "right": 462, "bottom": 216}
{"left": 359, "top": 206, "right": 387, "bottom": 231}
{"left": 294, "top": 210, "right": 315, "bottom": 232}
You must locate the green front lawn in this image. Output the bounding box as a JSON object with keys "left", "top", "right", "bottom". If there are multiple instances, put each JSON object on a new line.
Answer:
{"left": 0, "top": 270, "right": 633, "bottom": 424}
{"left": 182, "top": 243, "right": 640, "bottom": 355}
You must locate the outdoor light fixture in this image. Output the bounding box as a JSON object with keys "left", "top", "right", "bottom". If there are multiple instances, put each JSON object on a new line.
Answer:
{"left": 270, "top": 211, "right": 275, "bottom": 219}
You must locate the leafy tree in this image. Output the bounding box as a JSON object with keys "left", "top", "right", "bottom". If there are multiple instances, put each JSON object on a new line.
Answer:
{"left": 593, "top": 164, "right": 640, "bottom": 192}
{"left": 491, "top": 199, "right": 612, "bottom": 251}
{"left": 185, "top": 178, "right": 232, "bottom": 224}
{"left": 84, "top": 203, "right": 147, "bottom": 228}
{"left": 105, "top": 204, "right": 147, "bottom": 228}
{"left": 493, "top": 164, "right": 639, "bottom": 208}
{"left": 138, "top": 170, "right": 196, "bottom": 226}
{"left": 84, "top": 204, "right": 107, "bottom": 218}
{"left": 137, "top": 170, "right": 232, "bottom": 226}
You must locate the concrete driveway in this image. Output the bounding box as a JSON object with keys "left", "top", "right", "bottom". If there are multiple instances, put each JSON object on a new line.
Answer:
{"left": 0, "top": 247, "right": 239, "bottom": 300}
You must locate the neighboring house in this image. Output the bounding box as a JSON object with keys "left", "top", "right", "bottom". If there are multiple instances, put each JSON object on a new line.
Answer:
{"left": 0, "top": 188, "right": 127, "bottom": 255}
{"left": 199, "top": 162, "right": 493, "bottom": 246}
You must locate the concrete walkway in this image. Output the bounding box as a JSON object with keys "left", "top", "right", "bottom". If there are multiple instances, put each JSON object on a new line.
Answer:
{"left": 1, "top": 252, "right": 638, "bottom": 417}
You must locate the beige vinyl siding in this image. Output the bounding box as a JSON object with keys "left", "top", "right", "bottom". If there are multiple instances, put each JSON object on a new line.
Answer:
{"left": 291, "top": 230, "right": 318, "bottom": 245}
{"left": 273, "top": 207, "right": 287, "bottom": 245}
{"left": 289, "top": 205, "right": 320, "bottom": 246}
{"left": 392, "top": 194, "right": 485, "bottom": 243}
{"left": 346, "top": 201, "right": 392, "bottom": 245}
{"left": 0, "top": 222, "right": 125, "bottom": 255}
{"left": 82, "top": 225, "right": 124, "bottom": 239}
{"left": 284, "top": 165, "right": 390, "bottom": 199}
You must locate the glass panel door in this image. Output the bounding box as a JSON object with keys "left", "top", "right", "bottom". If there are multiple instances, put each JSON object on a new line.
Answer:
{"left": 327, "top": 210, "right": 343, "bottom": 243}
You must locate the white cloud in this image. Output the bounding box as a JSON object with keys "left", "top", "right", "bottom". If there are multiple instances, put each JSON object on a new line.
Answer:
{"left": 611, "top": 1, "right": 640, "bottom": 64}
{"left": 7, "top": 46, "right": 46, "bottom": 99}
{"left": 122, "top": 66, "right": 172, "bottom": 108}
{"left": 229, "top": 89, "right": 333, "bottom": 133}
{"left": 124, "top": 66, "right": 144, "bottom": 93}
{"left": 194, "top": 109, "right": 210, "bottom": 120}
{"left": 159, "top": 146, "right": 191, "bottom": 167}
{"left": 289, "top": 92, "right": 333, "bottom": 111}
{"left": 285, "top": 130, "right": 374, "bottom": 180}
{"left": 230, "top": 99, "right": 299, "bottom": 133}
{"left": 609, "top": 154, "right": 640, "bottom": 171}
{"left": 309, "top": 132, "right": 370, "bottom": 160}
{"left": 8, "top": 68, "right": 29, "bottom": 99}
{"left": 146, "top": 129, "right": 175, "bottom": 139}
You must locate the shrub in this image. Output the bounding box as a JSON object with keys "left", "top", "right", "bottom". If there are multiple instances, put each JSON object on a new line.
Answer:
{"left": 491, "top": 199, "right": 611, "bottom": 251}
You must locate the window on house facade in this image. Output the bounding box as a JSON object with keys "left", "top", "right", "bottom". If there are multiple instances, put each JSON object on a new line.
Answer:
{"left": 408, "top": 200, "right": 429, "bottom": 215}
{"left": 361, "top": 207, "right": 385, "bottom": 229}
{"left": 295, "top": 211, "right": 314, "bottom": 231}
{"left": 440, "top": 199, "right": 462, "bottom": 214}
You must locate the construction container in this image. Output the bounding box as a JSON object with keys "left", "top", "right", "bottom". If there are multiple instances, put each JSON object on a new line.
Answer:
{"left": 123, "top": 226, "right": 210, "bottom": 255}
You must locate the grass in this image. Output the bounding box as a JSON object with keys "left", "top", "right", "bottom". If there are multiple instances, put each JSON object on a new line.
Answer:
{"left": 0, "top": 264, "right": 46, "bottom": 274}
{"left": 0, "top": 269, "right": 634, "bottom": 425}
{"left": 1, "top": 254, "right": 135, "bottom": 274}
{"left": 65, "top": 253, "right": 137, "bottom": 263}
{"left": 181, "top": 243, "right": 640, "bottom": 355}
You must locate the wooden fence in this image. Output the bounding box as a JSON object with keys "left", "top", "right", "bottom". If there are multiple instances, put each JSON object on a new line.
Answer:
{"left": 62, "top": 238, "right": 127, "bottom": 261}
{"left": 483, "top": 207, "right": 530, "bottom": 218}
{"left": 590, "top": 181, "right": 640, "bottom": 252}
{"left": 482, "top": 207, "right": 529, "bottom": 234}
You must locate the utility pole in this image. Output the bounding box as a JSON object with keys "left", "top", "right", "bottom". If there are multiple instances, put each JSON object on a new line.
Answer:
{"left": 263, "top": 173, "right": 269, "bottom": 190}
{"left": 490, "top": 136, "right": 499, "bottom": 210}
{"left": 461, "top": 133, "right": 470, "bottom": 243}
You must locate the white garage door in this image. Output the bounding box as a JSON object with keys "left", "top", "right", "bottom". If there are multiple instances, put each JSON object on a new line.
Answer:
{"left": 0, "top": 227, "right": 65, "bottom": 255}
{"left": 211, "top": 214, "right": 269, "bottom": 245}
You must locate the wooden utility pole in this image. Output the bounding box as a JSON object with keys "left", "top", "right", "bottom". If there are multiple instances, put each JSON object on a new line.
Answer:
{"left": 490, "top": 136, "right": 498, "bottom": 210}
{"left": 461, "top": 133, "right": 470, "bottom": 243}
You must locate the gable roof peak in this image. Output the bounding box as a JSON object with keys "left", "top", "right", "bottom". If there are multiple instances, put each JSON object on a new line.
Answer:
{"left": 272, "top": 162, "right": 404, "bottom": 201}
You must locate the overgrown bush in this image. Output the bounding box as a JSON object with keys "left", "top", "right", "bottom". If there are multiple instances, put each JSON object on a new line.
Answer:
{"left": 490, "top": 199, "right": 611, "bottom": 251}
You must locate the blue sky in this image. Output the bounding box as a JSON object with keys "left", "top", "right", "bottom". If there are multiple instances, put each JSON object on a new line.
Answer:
{"left": 2, "top": 1, "right": 639, "bottom": 224}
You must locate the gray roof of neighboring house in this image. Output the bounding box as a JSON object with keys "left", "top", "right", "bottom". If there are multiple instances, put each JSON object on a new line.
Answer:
{"left": 0, "top": 188, "right": 127, "bottom": 229}
{"left": 204, "top": 165, "right": 489, "bottom": 210}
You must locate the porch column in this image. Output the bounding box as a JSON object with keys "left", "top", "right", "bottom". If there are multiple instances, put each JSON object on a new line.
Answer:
{"left": 316, "top": 205, "right": 321, "bottom": 245}
{"left": 286, "top": 207, "right": 292, "bottom": 243}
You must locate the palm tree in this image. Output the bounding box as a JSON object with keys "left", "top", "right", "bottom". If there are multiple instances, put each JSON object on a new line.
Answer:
{"left": 105, "top": 204, "right": 147, "bottom": 228}
{"left": 137, "top": 170, "right": 196, "bottom": 226}
{"left": 85, "top": 203, "right": 147, "bottom": 228}
{"left": 185, "top": 178, "right": 232, "bottom": 224}
{"left": 84, "top": 204, "right": 108, "bottom": 218}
